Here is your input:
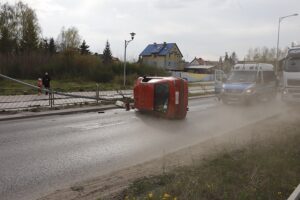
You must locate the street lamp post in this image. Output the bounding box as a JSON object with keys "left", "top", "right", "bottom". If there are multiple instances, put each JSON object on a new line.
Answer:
{"left": 123, "top": 32, "right": 136, "bottom": 87}
{"left": 276, "top": 13, "right": 298, "bottom": 75}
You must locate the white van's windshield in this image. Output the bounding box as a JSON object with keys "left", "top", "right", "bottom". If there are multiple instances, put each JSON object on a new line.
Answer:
{"left": 284, "top": 58, "right": 300, "bottom": 72}
{"left": 227, "top": 71, "right": 257, "bottom": 83}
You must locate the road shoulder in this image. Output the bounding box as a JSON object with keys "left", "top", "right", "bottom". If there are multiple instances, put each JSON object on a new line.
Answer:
{"left": 38, "top": 109, "right": 297, "bottom": 200}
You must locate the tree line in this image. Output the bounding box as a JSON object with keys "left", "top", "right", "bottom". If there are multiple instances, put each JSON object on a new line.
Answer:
{"left": 0, "top": 1, "right": 166, "bottom": 84}
{"left": 218, "top": 46, "right": 288, "bottom": 73}
{"left": 0, "top": 1, "right": 289, "bottom": 81}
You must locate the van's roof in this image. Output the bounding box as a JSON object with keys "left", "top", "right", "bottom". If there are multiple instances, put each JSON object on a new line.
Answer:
{"left": 287, "top": 48, "right": 300, "bottom": 57}
{"left": 233, "top": 63, "right": 274, "bottom": 71}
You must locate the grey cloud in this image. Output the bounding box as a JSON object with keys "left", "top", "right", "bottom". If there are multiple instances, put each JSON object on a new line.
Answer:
{"left": 5, "top": 0, "right": 300, "bottom": 61}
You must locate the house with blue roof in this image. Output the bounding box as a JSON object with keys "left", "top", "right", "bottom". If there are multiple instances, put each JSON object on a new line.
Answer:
{"left": 139, "top": 42, "right": 183, "bottom": 69}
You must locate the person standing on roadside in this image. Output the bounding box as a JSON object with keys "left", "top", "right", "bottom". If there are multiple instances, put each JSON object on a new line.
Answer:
{"left": 42, "top": 72, "right": 51, "bottom": 95}
{"left": 37, "top": 78, "right": 43, "bottom": 95}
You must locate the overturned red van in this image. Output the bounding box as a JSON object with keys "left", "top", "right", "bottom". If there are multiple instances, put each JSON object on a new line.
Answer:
{"left": 133, "top": 76, "right": 188, "bottom": 119}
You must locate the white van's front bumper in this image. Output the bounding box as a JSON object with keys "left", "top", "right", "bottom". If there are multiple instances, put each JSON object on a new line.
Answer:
{"left": 282, "top": 88, "right": 300, "bottom": 103}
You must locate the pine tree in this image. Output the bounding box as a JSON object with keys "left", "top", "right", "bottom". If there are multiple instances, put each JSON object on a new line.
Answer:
{"left": 223, "top": 52, "right": 231, "bottom": 73}
{"left": 230, "top": 52, "right": 238, "bottom": 65}
{"left": 79, "top": 40, "right": 90, "bottom": 55}
{"left": 218, "top": 56, "right": 223, "bottom": 70}
{"left": 102, "top": 40, "right": 112, "bottom": 64}
{"left": 0, "top": 27, "right": 14, "bottom": 54}
{"left": 49, "top": 38, "right": 56, "bottom": 54}
{"left": 19, "top": 3, "right": 40, "bottom": 52}
{"left": 224, "top": 52, "right": 229, "bottom": 62}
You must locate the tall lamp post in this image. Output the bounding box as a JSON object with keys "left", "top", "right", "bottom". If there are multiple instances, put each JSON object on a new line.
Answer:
{"left": 123, "top": 32, "right": 136, "bottom": 87}
{"left": 276, "top": 13, "right": 298, "bottom": 75}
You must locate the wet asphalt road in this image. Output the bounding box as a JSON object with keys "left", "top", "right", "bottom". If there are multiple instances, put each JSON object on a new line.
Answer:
{"left": 0, "top": 97, "right": 287, "bottom": 200}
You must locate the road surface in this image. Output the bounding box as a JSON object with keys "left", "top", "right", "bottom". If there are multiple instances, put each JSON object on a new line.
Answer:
{"left": 0, "top": 97, "right": 287, "bottom": 200}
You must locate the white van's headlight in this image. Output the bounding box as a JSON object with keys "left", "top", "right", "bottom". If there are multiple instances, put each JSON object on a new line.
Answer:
{"left": 245, "top": 88, "right": 254, "bottom": 94}
{"left": 221, "top": 84, "right": 225, "bottom": 92}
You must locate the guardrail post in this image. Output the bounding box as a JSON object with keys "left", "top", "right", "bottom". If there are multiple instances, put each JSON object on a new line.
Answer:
{"left": 96, "top": 84, "right": 100, "bottom": 104}
{"left": 52, "top": 90, "right": 55, "bottom": 107}
{"left": 48, "top": 90, "right": 54, "bottom": 108}
{"left": 49, "top": 90, "right": 52, "bottom": 108}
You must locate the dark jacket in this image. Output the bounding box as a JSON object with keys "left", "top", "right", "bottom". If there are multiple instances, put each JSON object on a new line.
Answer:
{"left": 42, "top": 75, "right": 51, "bottom": 88}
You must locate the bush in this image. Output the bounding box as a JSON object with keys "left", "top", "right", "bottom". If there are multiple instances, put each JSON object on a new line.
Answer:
{"left": 0, "top": 52, "right": 168, "bottom": 85}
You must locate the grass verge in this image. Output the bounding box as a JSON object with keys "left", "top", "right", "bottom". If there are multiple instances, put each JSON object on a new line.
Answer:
{"left": 0, "top": 79, "right": 131, "bottom": 95}
{"left": 122, "top": 117, "right": 300, "bottom": 200}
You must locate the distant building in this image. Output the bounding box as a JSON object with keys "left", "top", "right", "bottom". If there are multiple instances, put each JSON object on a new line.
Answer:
{"left": 189, "top": 57, "right": 219, "bottom": 67}
{"left": 190, "top": 57, "right": 205, "bottom": 66}
{"left": 185, "top": 57, "right": 219, "bottom": 74}
{"left": 139, "top": 42, "right": 183, "bottom": 69}
{"left": 184, "top": 65, "right": 216, "bottom": 74}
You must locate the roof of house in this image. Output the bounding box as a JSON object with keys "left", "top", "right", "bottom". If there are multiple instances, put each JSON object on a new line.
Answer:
{"left": 185, "top": 65, "right": 215, "bottom": 70}
{"left": 139, "top": 43, "right": 183, "bottom": 57}
{"left": 190, "top": 57, "right": 205, "bottom": 65}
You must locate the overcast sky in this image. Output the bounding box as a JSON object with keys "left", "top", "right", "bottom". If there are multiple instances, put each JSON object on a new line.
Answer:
{"left": 6, "top": 0, "right": 300, "bottom": 61}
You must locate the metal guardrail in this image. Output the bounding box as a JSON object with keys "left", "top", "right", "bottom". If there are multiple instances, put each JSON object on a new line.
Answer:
{"left": 0, "top": 73, "right": 132, "bottom": 110}
{"left": 288, "top": 184, "right": 300, "bottom": 200}
{"left": 0, "top": 73, "right": 215, "bottom": 110}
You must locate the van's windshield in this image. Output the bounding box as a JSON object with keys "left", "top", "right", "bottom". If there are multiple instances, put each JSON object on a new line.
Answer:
{"left": 227, "top": 71, "right": 257, "bottom": 83}
{"left": 284, "top": 58, "right": 300, "bottom": 72}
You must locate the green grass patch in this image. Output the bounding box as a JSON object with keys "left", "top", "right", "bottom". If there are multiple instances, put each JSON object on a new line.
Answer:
{"left": 0, "top": 79, "right": 132, "bottom": 95}
{"left": 123, "top": 121, "right": 300, "bottom": 200}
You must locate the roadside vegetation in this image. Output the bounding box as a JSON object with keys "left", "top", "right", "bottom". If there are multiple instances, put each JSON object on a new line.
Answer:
{"left": 0, "top": 1, "right": 288, "bottom": 92}
{"left": 0, "top": 79, "right": 107, "bottom": 95}
{"left": 121, "top": 116, "right": 300, "bottom": 200}
{"left": 0, "top": 1, "right": 167, "bottom": 92}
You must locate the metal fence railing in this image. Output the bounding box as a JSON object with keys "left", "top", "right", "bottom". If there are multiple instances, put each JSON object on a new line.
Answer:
{"left": 0, "top": 73, "right": 215, "bottom": 111}
{"left": 0, "top": 73, "right": 132, "bottom": 111}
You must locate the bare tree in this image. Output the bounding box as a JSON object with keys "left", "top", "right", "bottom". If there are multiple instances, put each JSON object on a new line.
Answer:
{"left": 0, "top": 1, "right": 41, "bottom": 54}
{"left": 245, "top": 47, "right": 288, "bottom": 62}
{"left": 57, "top": 26, "right": 81, "bottom": 52}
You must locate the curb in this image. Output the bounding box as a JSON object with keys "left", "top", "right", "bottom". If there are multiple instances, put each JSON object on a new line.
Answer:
{"left": 0, "top": 95, "right": 215, "bottom": 122}
{"left": 288, "top": 184, "right": 300, "bottom": 200}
